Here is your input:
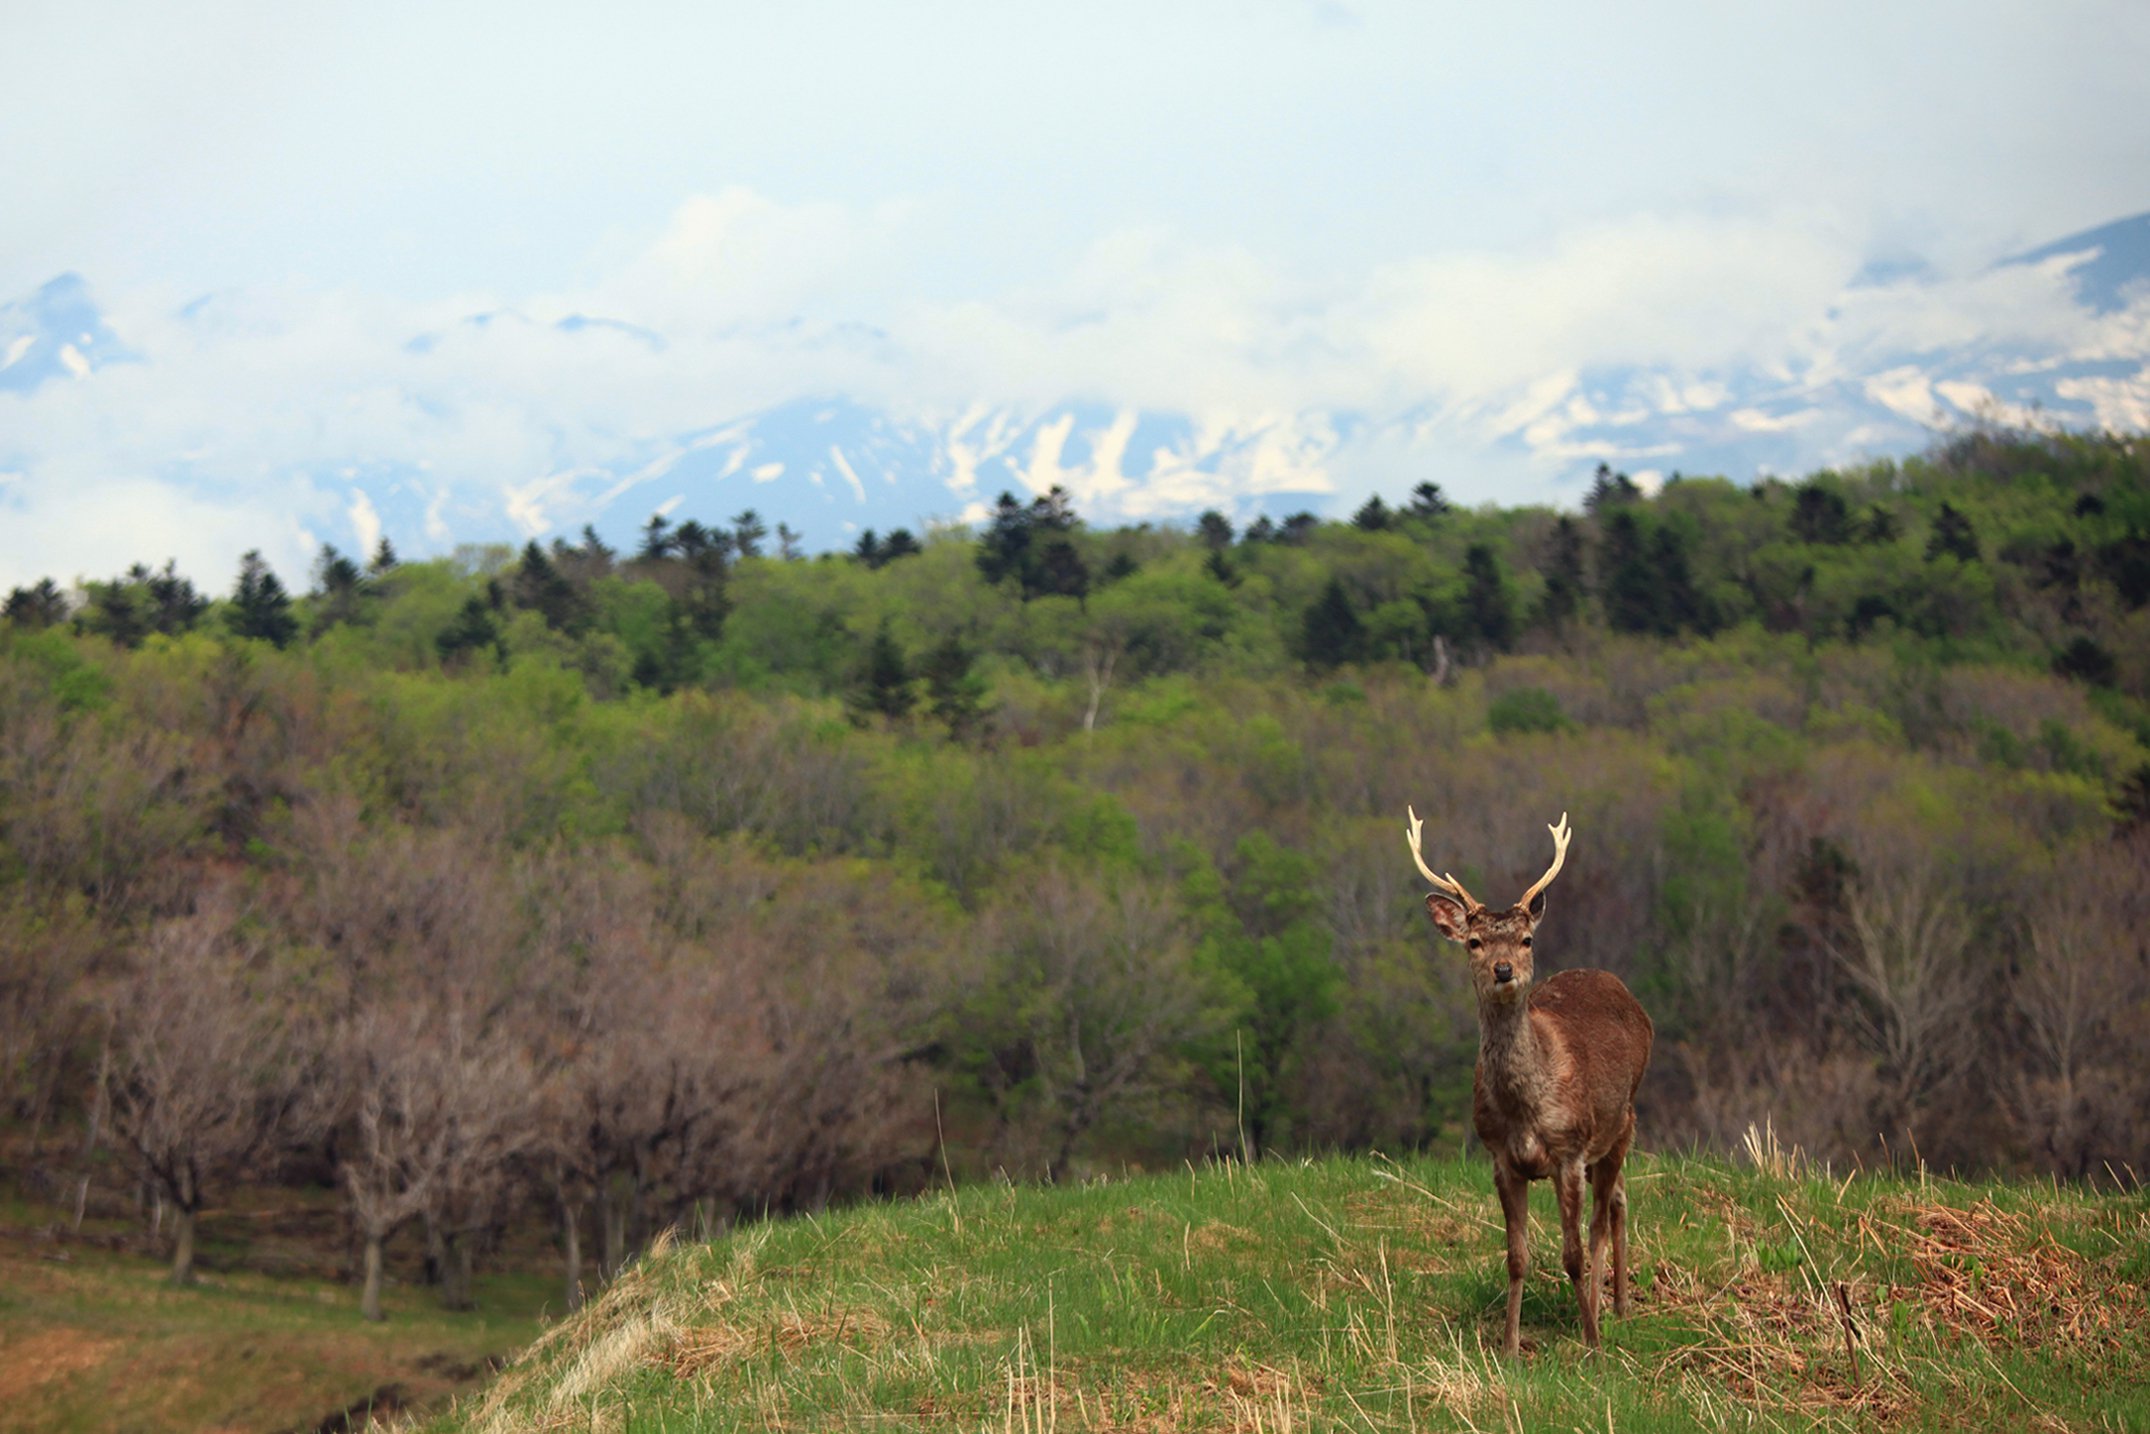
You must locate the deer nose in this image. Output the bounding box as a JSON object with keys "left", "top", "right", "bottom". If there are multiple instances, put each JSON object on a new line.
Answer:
{"left": 1493, "top": 962, "right": 1514, "bottom": 984}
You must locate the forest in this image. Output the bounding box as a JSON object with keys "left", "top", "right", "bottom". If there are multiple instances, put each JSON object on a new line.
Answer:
{"left": 2, "top": 422, "right": 2146, "bottom": 1319}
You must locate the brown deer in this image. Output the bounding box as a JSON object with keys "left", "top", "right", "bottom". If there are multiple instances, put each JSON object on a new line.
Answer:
{"left": 1406, "top": 807, "right": 1652, "bottom": 1355}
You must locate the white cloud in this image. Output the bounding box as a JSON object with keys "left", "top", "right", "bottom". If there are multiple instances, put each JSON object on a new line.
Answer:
{"left": 0, "top": 184, "right": 2143, "bottom": 589}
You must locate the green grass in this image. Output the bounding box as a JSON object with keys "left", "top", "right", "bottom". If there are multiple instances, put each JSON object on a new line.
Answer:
{"left": 427, "top": 1153, "right": 2150, "bottom": 1433}
{"left": 0, "top": 1221, "right": 551, "bottom": 1433}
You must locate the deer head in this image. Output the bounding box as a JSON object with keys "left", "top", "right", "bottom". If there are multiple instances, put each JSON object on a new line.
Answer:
{"left": 1405, "top": 807, "right": 1571, "bottom": 1004}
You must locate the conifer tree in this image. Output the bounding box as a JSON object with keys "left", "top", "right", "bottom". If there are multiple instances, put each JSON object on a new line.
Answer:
{"left": 369, "top": 537, "right": 400, "bottom": 574}
{"left": 1407, "top": 482, "right": 1451, "bottom": 520}
{"left": 1197, "top": 510, "right": 1235, "bottom": 551}
{"left": 3, "top": 578, "right": 68, "bottom": 629}
{"left": 850, "top": 620, "right": 916, "bottom": 723}
{"left": 228, "top": 551, "right": 298, "bottom": 648}
{"left": 1599, "top": 510, "right": 1661, "bottom": 635}
{"left": 922, "top": 634, "right": 989, "bottom": 741}
{"left": 1791, "top": 483, "right": 1852, "bottom": 545}
{"left": 1301, "top": 578, "right": 1364, "bottom": 669}
{"left": 1926, "top": 503, "right": 1981, "bottom": 563}
{"left": 1352, "top": 496, "right": 1391, "bottom": 531}
{"left": 732, "top": 510, "right": 768, "bottom": 560}
{"left": 1537, "top": 516, "right": 1587, "bottom": 630}
{"left": 1462, "top": 544, "right": 1514, "bottom": 653}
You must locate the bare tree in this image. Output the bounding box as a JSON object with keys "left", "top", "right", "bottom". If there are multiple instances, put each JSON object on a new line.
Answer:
{"left": 336, "top": 1002, "right": 529, "bottom": 1321}
{"left": 1826, "top": 858, "right": 1981, "bottom": 1142}
{"left": 103, "top": 895, "right": 298, "bottom": 1284}
{"left": 2010, "top": 842, "right": 2150, "bottom": 1177}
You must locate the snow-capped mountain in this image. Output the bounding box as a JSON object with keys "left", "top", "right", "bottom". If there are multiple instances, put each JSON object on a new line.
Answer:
{"left": 3, "top": 212, "right": 2147, "bottom": 580}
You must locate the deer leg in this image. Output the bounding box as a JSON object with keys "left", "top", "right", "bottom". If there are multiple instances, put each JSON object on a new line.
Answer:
{"left": 1493, "top": 1162, "right": 1530, "bottom": 1357}
{"left": 1587, "top": 1156, "right": 1617, "bottom": 1325}
{"left": 1600, "top": 1112, "right": 1635, "bottom": 1319}
{"left": 1556, "top": 1159, "right": 1598, "bottom": 1348}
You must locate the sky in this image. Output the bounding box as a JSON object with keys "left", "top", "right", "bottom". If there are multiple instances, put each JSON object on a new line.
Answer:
{"left": 3, "top": 0, "right": 2149, "bottom": 590}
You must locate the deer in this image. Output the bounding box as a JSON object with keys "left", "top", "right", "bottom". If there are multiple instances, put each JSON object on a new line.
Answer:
{"left": 1405, "top": 807, "right": 1653, "bottom": 1356}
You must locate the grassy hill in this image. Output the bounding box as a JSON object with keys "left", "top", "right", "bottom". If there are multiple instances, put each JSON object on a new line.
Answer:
{"left": 427, "top": 1150, "right": 2148, "bottom": 1433}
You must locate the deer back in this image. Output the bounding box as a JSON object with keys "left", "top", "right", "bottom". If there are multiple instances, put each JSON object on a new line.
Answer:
{"left": 1526, "top": 968, "right": 1653, "bottom": 1118}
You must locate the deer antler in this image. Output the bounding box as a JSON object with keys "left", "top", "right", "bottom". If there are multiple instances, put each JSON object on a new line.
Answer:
{"left": 1516, "top": 812, "right": 1572, "bottom": 909}
{"left": 1406, "top": 805, "right": 1481, "bottom": 913}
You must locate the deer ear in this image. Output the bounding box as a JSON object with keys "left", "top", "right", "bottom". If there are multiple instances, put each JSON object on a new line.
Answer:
{"left": 1527, "top": 889, "right": 1549, "bottom": 921}
{"left": 1425, "top": 893, "right": 1471, "bottom": 943}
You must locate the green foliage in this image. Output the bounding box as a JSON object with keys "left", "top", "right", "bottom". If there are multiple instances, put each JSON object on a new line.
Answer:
{"left": 1488, "top": 686, "right": 1569, "bottom": 735}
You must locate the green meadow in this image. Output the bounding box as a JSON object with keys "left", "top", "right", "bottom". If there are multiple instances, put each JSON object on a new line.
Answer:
{"left": 428, "top": 1151, "right": 2149, "bottom": 1433}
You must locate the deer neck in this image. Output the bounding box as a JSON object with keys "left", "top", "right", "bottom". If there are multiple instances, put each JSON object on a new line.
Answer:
{"left": 1476, "top": 992, "right": 1551, "bottom": 1106}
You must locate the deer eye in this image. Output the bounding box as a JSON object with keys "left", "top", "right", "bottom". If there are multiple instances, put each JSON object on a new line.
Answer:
{"left": 1466, "top": 938, "right": 1482, "bottom": 950}
{"left": 1521, "top": 936, "right": 1533, "bottom": 948}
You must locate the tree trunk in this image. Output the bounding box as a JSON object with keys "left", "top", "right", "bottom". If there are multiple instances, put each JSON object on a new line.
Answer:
{"left": 169, "top": 1205, "right": 197, "bottom": 1285}
{"left": 600, "top": 1187, "right": 627, "bottom": 1280}
{"left": 423, "top": 1209, "right": 445, "bottom": 1287}
{"left": 439, "top": 1232, "right": 474, "bottom": 1311}
{"left": 361, "top": 1231, "right": 386, "bottom": 1322}
{"left": 561, "top": 1198, "right": 584, "bottom": 1311}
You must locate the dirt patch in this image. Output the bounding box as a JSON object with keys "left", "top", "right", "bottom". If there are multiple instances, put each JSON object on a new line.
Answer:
{"left": 0, "top": 1326, "right": 121, "bottom": 1402}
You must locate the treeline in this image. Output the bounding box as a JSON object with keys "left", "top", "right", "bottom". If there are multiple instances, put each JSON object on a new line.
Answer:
{"left": 2, "top": 426, "right": 2148, "bottom": 1316}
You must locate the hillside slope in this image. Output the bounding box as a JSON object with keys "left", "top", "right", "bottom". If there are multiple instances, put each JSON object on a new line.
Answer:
{"left": 430, "top": 1152, "right": 2149, "bottom": 1433}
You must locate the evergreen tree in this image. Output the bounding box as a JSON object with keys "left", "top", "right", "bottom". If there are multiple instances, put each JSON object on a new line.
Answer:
{"left": 1243, "top": 515, "right": 1278, "bottom": 544}
{"left": 1352, "top": 496, "right": 1392, "bottom": 531}
{"left": 1407, "top": 482, "right": 1451, "bottom": 520}
{"left": 853, "top": 529, "right": 885, "bottom": 568}
{"left": 1790, "top": 483, "right": 1852, "bottom": 545}
{"left": 144, "top": 561, "right": 208, "bottom": 637}
{"left": 1462, "top": 544, "right": 1514, "bottom": 653}
{"left": 882, "top": 528, "right": 922, "bottom": 564}
{"left": 369, "top": 537, "right": 400, "bottom": 574}
{"left": 1861, "top": 504, "right": 1900, "bottom": 544}
{"left": 922, "top": 634, "right": 990, "bottom": 742}
{"left": 1197, "top": 510, "right": 1235, "bottom": 551}
{"left": 1585, "top": 462, "right": 1641, "bottom": 513}
{"left": 1926, "top": 503, "right": 1981, "bottom": 563}
{"left": 776, "top": 523, "right": 804, "bottom": 561}
{"left": 1599, "top": 510, "right": 1662, "bottom": 635}
{"left": 1204, "top": 548, "right": 1240, "bottom": 587}
{"left": 228, "top": 551, "right": 298, "bottom": 648}
{"left": 1651, "top": 524, "right": 1711, "bottom": 634}
{"left": 578, "top": 525, "right": 616, "bottom": 574}
{"left": 1300, "top": 579, "right": 1364, "bottom": 669}
{"left": 311, "top": 544, "right": 367, "bottom": 630}
{"left": 1279, "top": 512, "right": 1319, "bottom": 545}
{"left": 732, "top": 510, "right": 767, "bottom": 560}
{"left": 977, "top": 492, "right": 1032, "bottom": 588}
{"left": 82, "top": 571, "right": 151, "bottom": 647}
{"left": 639, "top": 514, "right": 676, "bottom": 562}
{"left": 511, "top": 541, "right": 585, "bottom": 633}
{"left": 1032, "top": 537, "right": 1090, "bottom": 603}
{"left": 435, "top": 596, "right": 500, "bottom": 665}
{"left": 3, "top": 578, "right": 68, "bottom": 629}
{"left": 849, "top": 620, "right": 916, "bottom": 723}
{"left": 1537, "top": 517, "right": 1587, "bottom": 630}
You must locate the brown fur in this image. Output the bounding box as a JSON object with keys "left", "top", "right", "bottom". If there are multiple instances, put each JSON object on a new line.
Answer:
{"left": 1427, "top": 891, "right": 1654, "bottom": 1355}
